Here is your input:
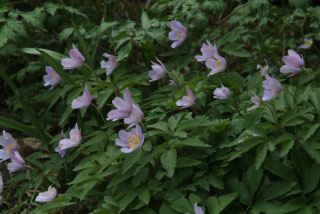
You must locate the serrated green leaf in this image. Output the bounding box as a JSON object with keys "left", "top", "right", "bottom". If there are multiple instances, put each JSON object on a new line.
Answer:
{"left": 122, "top": 149, "right": 142, "bottom": 173}
{"left": 161, "top": 149, "right": 177, "bottom": 177}
{"left": 207, "top": 192, "right": 239, "bottom": 214}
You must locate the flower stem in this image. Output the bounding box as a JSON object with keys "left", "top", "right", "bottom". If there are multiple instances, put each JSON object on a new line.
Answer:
{"left": 84, "top": 63, "right": 100, "bottom": 83}
{"left": 91, "top": 103, "right": 107, "bottom": 125}
{"left": 25, "top": 164, "right": 35, "bottom": 171}
{"left": 264, "top": 102, "right": 281, "bottom": 134}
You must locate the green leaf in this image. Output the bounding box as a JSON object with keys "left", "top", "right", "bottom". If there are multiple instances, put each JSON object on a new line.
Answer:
{"left": 171, "top": 197, "right": 191, "bottom": 213}
{"left": 0, "top": 115, "right": 38, "bottom": 138}
{"left": 141, "top": 9, "right": 149, "bottom": 28}
{"left": 221, "top": 43, "right": 251, "bottom": 57}
{"left": 161, "top": 149, "right": 177, "bottom": 177}
{"left": 303, "top": 124, "right": 320, "bottom": 141}
{"left": 21, "top": 48, "right": 66, "bottom": 61}
{"left": 0, "top": 24, "right": 11, "bottom": 48}
{"left": 207, "top": 192, "right": 239, "bottom": 214}
{"left": 264, "top": 160, "right": 297, "bottom": 182}
{"left": 20, "top": 12, "right": 43, "bottom": 28}
{"left": 138, "top": 188, "right": 150, "bottom": 204}
{"left": 117, "top": 42, "right": 132, "bottom": 61}
{"left": 148, "top": 121, "right": 168, "bottom": 132}
{"left": 59, "top": 27, "right": 74, "bottom": 42}
{"left": 255, "top": 143, "right": 268, "bottom": 170}
{"left": 172, "top": 138, "right": 211, "bottom": 147}
{"left": 122, "top": 149, "right": 142, "bottom": 173}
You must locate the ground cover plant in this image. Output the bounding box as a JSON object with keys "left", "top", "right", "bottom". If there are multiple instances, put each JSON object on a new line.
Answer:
{"left": 1, "top": 0, "right": 320, "bottom": 213}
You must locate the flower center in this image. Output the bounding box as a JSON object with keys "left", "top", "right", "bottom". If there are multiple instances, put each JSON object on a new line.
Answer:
{"left": 177, "top": 30, "right": 183, "bottom": 40}
{"left": 216, "top": 60, "right": 222, "bottom": 67}
{"left": 6, "top": 143, "right": 14, "bottom": 155}
{"left": 69, "top": 133, "right": 80, "bottom": 142}
{"left": 126, "top": 134, "right": 141, "bottom": 149}
{"left": 271, "top": 90, "right": 275, "bottom": 94}
{"left": 51, "top": 72, "right": 56, "bottom": 78}
{"left": 306, "top": 40, "right": 312, "bottom": 45}
{"left": 44, "top": 188, "right": 52, "bottom": 194}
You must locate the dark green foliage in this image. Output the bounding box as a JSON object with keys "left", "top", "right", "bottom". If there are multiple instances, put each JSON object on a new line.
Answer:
{"left": 1, "top": 0, "right": 320, "bottom": 213}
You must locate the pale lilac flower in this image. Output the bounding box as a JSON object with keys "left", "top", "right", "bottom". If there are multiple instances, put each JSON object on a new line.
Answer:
{"left": 213, "top": 84, "right": 230, "bottom": 99}
{"left": 7, "top": 151, "right": 25, "bottom": 173}
{"left": 298, "top": 38, "right": 313, "bottom": 49}
{"left": 204, "top": 44, "right": 227, "bottom": 76}
{"left": 107, "top": 88, "right": 144, "bottom": 126}
{"left": 101, "top": 52, "right": 119, "bottom": 75}
{"left": 149, "top": 57, "right": 166, "bottom": 82}
{"left": 169, "top": 80, "right": 177, "bottom": 86}
{"left": 262, "top": 74, "right": 282, "bottom": 101}
{"left": 55, "top": 130, "right": 68, "bottom": 157}
{"left": 124, "top": 104, "right": 144, "bottom": 127}
{"left": 43, "top": 66, "right": 61, "bottom": 90}
{"left": 195, "top": 40, "right": 216, "bottom": 62}
{"left": 115, "top": 125, "right": 144, "bottom": 153}
{"left": 194, "top": 203, "right": 204, "bottom": 214}
{"left": 35, "top": 186, "right": 57, "bottom": 203}
{"left": 168, "top": 20, "right": 188, "bottom": 48}
{"left": 61, "top": 44, "right": 85, "bottom": 70}
{"left": 56, "top": 124, "right": 81, "bottom": 152}
{"left": 107, "top": 88, "right": 133, "bottom": 121}
{"left": 0, "top": 131, "right": 19, "bottom": 162}
{"left": 176, "top": 86, "right": 195, "bottom": 108}
{"left": 71, "top": 86, "right": 93, "bottom": 109}
{"left": 248, "top": 93, "right": 260, "bottom": 111}
{"left": 257, "top": 59, "right": 269, "bottom": 75}
{"left": 280, "top": 49, "right": 305, "bottom": 77}
{"left": 0, "top": 172, "right": 3, "bottom": 204}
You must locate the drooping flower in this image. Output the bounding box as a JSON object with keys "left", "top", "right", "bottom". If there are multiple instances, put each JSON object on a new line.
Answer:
{"left": 280, "top": 49, "right": 305, "bottom": 77}
{"left": 257, "top": 59, "right": 269, "bottom": 75}
{"left": 204, "top": 44, "right": 227, "bottom": 76}
{"left": 7, "top": 151, "right": 25, "bottom": 173}
{"left": 169, "top": 80, "right": 177, "bottom": 86}
{"left": 0, "top": 172, "right": 3, "bottom": 204}
{"left": 213, "top": 84, "right": 230, "bottom": 99}
{"left": 107, "top": 88, "right": 144, "bottom": 126}
{"left": 61, "top": 44, "right": 85, "bottom": 70}
{"left": 195, "top": 40, "right": 216, "bottom": 62}
{"left": 0, "top": 131, "right": 19, "bottom": 162}
{"left": 56, "top": 124, "right": 81, "bottom": 152}
{"left": 248, "top": 93, "right": 260, "bottom": 111}
{"left": 148, "top": 57, "right": 166, "bottom": 82}
{"left": 71, "top": 85, "right": 93, "bottom": 109}
{"left": 101, "top": 52, "right": 119, "bottom": 75}
{"left": 43, "top": 66, "right": 61, "bottom": 90}
{"left": 194, "top": 203, "right": 204, "bottom": 214}
{"left": 115, "top": 125, "right": 144, "bottom": 153}
{"left": 168, "top": 20, "right": 188, "bottom": 48}
{"left": 176, "top": 86, "right": 195, "bottom": 108}
{"left": 298, "top": 38, "right": 313, "bottom": 49}
{"left": 124, "top": 104, "right": 144, "bottom": 127}
{"left": 35, "top": 186, "right": 57, "bottom": 203}
{"left": 262, "top": 74, "right": 282, "bottom": 101}
{"left": 107, "top": 88, "right": 133, "bottom": 121}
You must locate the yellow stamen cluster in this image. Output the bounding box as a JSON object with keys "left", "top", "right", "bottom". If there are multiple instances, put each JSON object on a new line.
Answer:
{"left": 216, "top": 60, "right": 222, "bottom": 67}
{"left": 126, "top": 134, "right": 141, "bottom": 149}
{"left": 6, "top": 143, "right": 14, "bottom": 155}
{"left": 51, "top": 72, "right": 57, "bottom": 78}
{"left": 177, "top": 30, "right": 183, "bottom": 40}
